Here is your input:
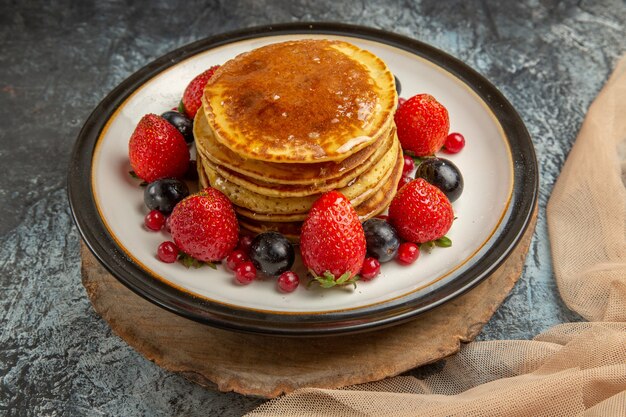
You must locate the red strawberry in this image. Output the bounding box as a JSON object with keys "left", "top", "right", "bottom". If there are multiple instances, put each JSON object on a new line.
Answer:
{"left": 128, "top": 114, "right": 189, "bottom": 182}
{"left": 388, "top": 178, "right": 454, "bottom": 244}
{"left": 169, "top": 188, "right": 239, "bottom": 263}
{"left": 394, "top": 94, "right": 449, "bottom": 157}
{"left": 300, "top": 191, "right": 366, "bottom": 288}
{"left": 181, "top": 65, "right": 219, "bottom": 118}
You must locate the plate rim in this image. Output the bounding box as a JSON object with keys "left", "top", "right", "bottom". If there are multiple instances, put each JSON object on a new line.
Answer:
{"left": 68, "top": 22, "right": 538, "bottom": 336}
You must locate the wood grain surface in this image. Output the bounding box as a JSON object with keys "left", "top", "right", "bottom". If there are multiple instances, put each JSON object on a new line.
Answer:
{"left": 81, "top": 207, "right": 536, "bottom": 398}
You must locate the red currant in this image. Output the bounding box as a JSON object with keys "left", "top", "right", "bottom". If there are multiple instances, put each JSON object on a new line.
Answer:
{"left": 234, "top": 261, "right": 256, "bottom": 285}
{"left": 238, "top": 235, "right": 253, "bottom": 254}
{"left": 397, "top": 242, "right": 420, "bottom": 265}
{"left": 157, "top": 241, "right": 179, "bottom": 263}
{"left": 226, "top": 249, "right": 249, "bottom": 270}
{"left": 397, "top": 175, "right": 412, "bottom": 191}
{"left": 398, "top": 97, "right": 407, "bottom": 108}
{"left": 145, "top": 210, "right": 166, "bottom": 231}
{"left": 164, "top": 216, "right": 172, "bottom": 233}
{"left": 402, "top": 154, "right": 415, "bottom": 175}
{"left": 277, "top": 271, "right": 300, "bottom": 293}
{"left": 443, "top": 132, "right": 465, "bottom": 154}
{"left": 360, "top": 258, "right": 381, "bottom": 281}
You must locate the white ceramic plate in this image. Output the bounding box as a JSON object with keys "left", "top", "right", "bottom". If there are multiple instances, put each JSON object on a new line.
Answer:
{"left": 69, "top": 23, "right": 537, "bottom": 335}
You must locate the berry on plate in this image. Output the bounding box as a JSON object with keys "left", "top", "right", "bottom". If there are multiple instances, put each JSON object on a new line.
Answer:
{"left": 397, "top": 174, "right": 412, "bottom": 191}
{"left": 394, "top": 94, "right": 449, "bottom": 157}
{"left": 277, "top": 271, "right": 300, "bottom": 293}
{"left": 128, "top": 114, "right": 190, "bottom": 183}
{"left": 181, "top": 65, "right": 219, "bottom": 118}
{"left": 360, "top": 257, "right": 381, "bottom": 281}
{"left": 234, "top": 261, "right": 256, "bottom": 285}
{"left": 144, "top": 178, "right": 189, "bottom": 214}
{"left": 144, "top": 209, "right": 166, "bottom": 231}
{"left": 300, "top": 191, "right": 366, "bottom": 288}
{"left": 169, "top": 188, "right": 239, "bottom": 262}
{"left": 362, "top": 218, "right": 400, "bottom": 263}
{"left": 237, "top": 235, "right": 253, "bottom": 254}
{"left": 161, "top": 110, "right": 194, "bottom": 144}
{"left": 249, "top": 232, "right": 295, "bottom": 277}
{"left": 157, "top": 241, "right": 179, "bottom": 263}
{"left": 443, "top": 132, "right": 465, "bottom": 154}
{"left": 397, "top": 242, "right": 420, "bottom": 265}
{"left": 389, "top": 178, "right": 454, "bottom": 244}
{"left": 402, "top": 154, "right": 415, "bottom": 176}
{"left": 414, "top": 157, "right": 464, "bottom": 202}
{"left": 226, "top": 249, "right": 249, "bottom": 271}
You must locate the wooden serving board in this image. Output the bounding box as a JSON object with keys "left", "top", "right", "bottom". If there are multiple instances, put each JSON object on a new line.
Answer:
{"left": 81, "top": 207, "right": 536, "bottom": 398}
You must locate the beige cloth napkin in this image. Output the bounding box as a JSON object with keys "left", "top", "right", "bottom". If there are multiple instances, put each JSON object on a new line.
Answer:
{"left": 246, "top": 56, "right": 626, "bottom": 416}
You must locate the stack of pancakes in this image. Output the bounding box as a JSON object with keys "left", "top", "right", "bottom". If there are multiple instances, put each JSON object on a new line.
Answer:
{"left": 194, "top": 39, "right": 401, "bottom": 241}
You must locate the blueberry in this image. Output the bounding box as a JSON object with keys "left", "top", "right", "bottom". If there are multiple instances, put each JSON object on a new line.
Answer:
{"left": 394, "top": 75, "right": 401, "bottom": 95}
{"left": 249, "top": 232, "right": 295, "bottom": 276}
{"left": 161, "top": 111, "right": 193, "bottom": 144}
{"left": 144, "top": 179, "right": 189, "bottom": 214}
{"left": 415, "top": 158, "right": 464, "bottom": 202}
{"left": 362, "top": 218, "right": 400, "bottom": 263}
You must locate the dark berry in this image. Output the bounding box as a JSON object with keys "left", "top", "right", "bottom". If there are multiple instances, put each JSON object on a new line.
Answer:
{"left": 145, "top": 210, "right": 166, "bottom": 231}
{"left": 360, "top": 257, "right": 381, "bottom": 281}
{"left": 238, "top": 235, "right": 253, "bottom": 254}
{"left": 161, "top": 110, "right": 194, "bottom": 144}
{"left": 397, "top": 242, "right": 420, "bottom": 265}
{"left": 394, "top": 75, "right": 402, "bottom": 95}
{"left": 402, "top": 154, "right": 415, "bottom": 175}
{"left": 398, "top": 175, "right": 412, "bottom": 191}
{"left": 249, "top": 232, "right": 295, "bottom": 276}
{"left": 144, "top": 178, "right": 189, "bottom": 214}
{"left": 443, "top": 132, "right": 465, "bottom": 154}
{"left": 362, "top": 218, "right": 400, "bottom": 263}
{"left": 234, "top": 261, "right": 256, "bottom": 285}
{"left": 414, "top": 157, "right": 463, "bottom": 202}
{"left": 157, "top": 241, "right": 179, "bottom": 263}
{"left": 226, "top": 249, "right": 249, "bottom": 270}
{"left": 185, "top": 160, "right": 199, "bottom": 181}
{"left": 277, "top": 271, "right": 300, "bottom": 293}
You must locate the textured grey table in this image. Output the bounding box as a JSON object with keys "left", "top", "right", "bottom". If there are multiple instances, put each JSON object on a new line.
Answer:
{"left": 1, "top": 1, "right": 624, "bottom": 415}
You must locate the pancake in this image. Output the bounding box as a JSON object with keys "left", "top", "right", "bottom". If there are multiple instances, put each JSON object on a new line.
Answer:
{"left": 202, "top": 137, "right": 400, "bottom": 216}
{"left": 194, "top": 106, "right": 391, "bottom": 185}
{"left": 204, "top": 127, "right": 397, "bottom": 198}
{"left": 202, "top": 39, "right": 397, "bottom": 163}
{"left": 238, "top": 145, "right": 404, "bottom": 241}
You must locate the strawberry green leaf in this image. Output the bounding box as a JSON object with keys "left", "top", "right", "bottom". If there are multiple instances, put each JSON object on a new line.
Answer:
{"left": 177, "top": 253, "right": 214, "bottom": 269}
{"left": 310, "top": 270, "right": 359, "bottom": 289}
{"left": 177, "top": 100, "right": 186, "bottom": 115}
{"left": 129, "top": 170, "right": 140, "bottom": 179}
{"left": 435, "top": 236, "right": 452, "bottom": 248}
{"left": 336, "top": 272, "right": 352, "bottom": 285}
{"left": 139, "top": 181, "right": 148, "bottom": 187}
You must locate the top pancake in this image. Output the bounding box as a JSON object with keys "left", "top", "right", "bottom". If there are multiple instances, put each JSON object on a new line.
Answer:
{"left": 202, "top": 39, "right": 397, "bottom": 163}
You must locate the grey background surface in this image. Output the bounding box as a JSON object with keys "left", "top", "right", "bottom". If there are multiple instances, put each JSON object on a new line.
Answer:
{"left": 1, "top": 0, "right": 624, "bottom": 415}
